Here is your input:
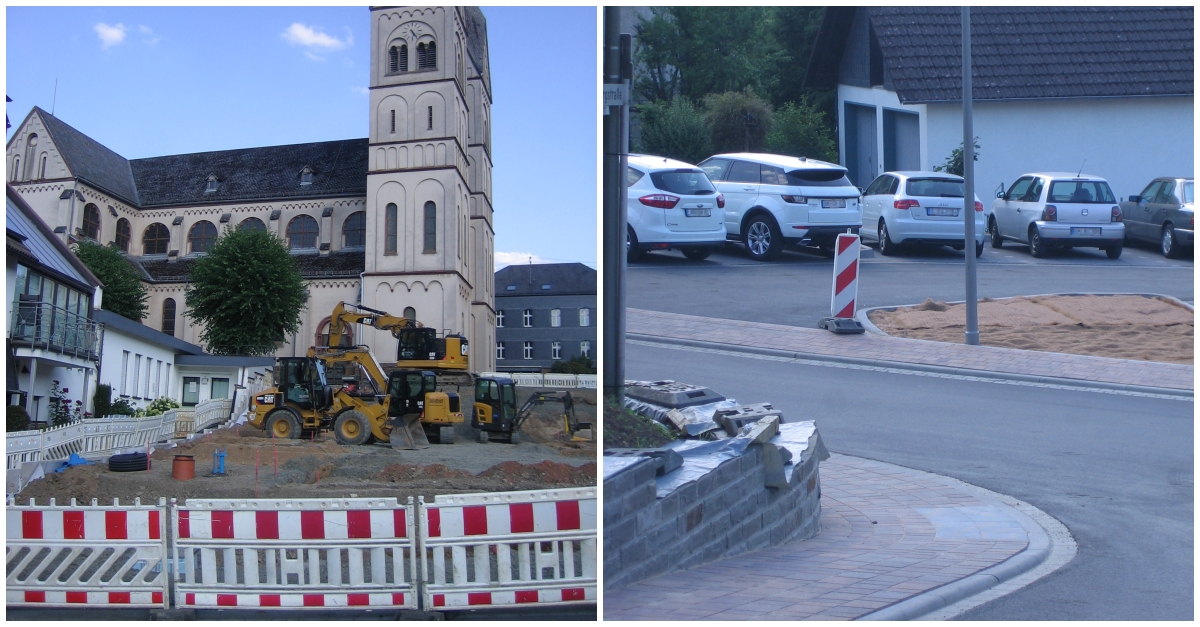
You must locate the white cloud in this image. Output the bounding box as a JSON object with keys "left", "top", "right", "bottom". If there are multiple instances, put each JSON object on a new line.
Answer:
{"left": 138, "top": 25, "right": 161, "bottom": 46}
{"left": 304, "top": 51, "right": 325, "bottom": 62}
{"left": 495, "top": 252, "right": 548, "bottom": 271}
{"left": 282, "top": 23, "right": 350, "bottom": 51}
{"left": 94, "top": 23, "right": 127, "bottom": 48}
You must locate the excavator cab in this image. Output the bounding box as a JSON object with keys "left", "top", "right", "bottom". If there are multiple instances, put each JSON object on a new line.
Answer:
{"left": 395, "top": 328, "right": 469, "bottom": 373}
{"left": 472, "top": 376, "right": 520, "bottom": 443}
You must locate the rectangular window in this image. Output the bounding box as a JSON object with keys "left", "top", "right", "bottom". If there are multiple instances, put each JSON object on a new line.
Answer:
{"left": 143, "top": 356, "right": 152, "bottom": 398}
{"left": 211, "top": 378, "right": 230, "bottom": 400}
{"left": 165, "top": 364, "right": 171, "bottom": 398}
{"left": 182, "top": 376, "right": 200, "bottom": 406}
{"left": 390, "top": 110, "right": 396, "bottom": 133}
{"left": 152, "top": 361, "right": 160, "bottom": 398}
{"left": 423, "top": 202, "right": 437, "bottom": 253}
{"left": 579, "top": 308, "right": 590, "bottom": 327}
{"left": 385, "top": 203, "right": 398, "bottom": 255}
{"left": 552, "top": 341, "right": 561, "bottom": 360}
{"left": 523, "top": 341, "right": 533, "bottom": 360}
{"left": 121, "top": 351, "right": 130, "bottom": 395}
{"left": 496, "top": 342, "right": 505, "bottom": 360}
{"left": 496, "top": 310, "right": 505, "bottom": 328}
{"left": 132, "top": 354, "right": 142, "bottom": 398}
{"left": 523, "top": 309, "right": 533, "bottom": 327}
{"left": 580, "top": 341, "right": 591, "bottom": 359}
{"left": 427, "top": 106, "right": 433, "bottom": 131}
{"left": 551, "top": 309, "right": 561, "bottom": 327}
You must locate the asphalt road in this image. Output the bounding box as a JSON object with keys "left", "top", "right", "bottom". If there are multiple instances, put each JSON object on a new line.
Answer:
{"left": 625, "top": 341, "right": 1194, "bottom": 620}
{"left": 629, "top": 238, "right": 1193, "bottom": 328}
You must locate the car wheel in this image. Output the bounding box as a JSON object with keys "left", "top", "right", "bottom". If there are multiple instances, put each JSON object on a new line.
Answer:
{"left": 1106, "top": 244, "right": 1123, "bottom": 260}
{"left": 744, "top": 215, "right": 782, "bottom": 261}
{"left": 1029, "top": 227, "right": 1047, "bottom": 258}
{"left": 681, "top": 247, "right": 711, "bottom": 261}
{"left": 990, "top": 217, "right": 1004, "bottom": 248}
{"left": 266, "top": 409, "right": 301, "bottom": 440}
{"left": 975, "top": 240, "right": 984, "bottom": 258}
{"left": 333, "top": 410, "right": 371, "bottom": 446}
{"left": 626, "top": 226, "right": 646, "bottom": 263}
{"left": 878, "top": 221, "right": 898, "bottom": 256}
{"left": 1162, "top": 224, "right": 1182, "bottom": 258}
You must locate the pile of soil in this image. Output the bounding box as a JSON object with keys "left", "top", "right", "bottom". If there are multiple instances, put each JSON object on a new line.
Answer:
{"left": 868, "top": 294, "right": 1194, "bottom": 364}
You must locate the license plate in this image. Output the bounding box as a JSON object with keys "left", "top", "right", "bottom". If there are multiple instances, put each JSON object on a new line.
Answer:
{"left": 1071, "top": 227, "right": 1101, "bottom": 236}
{"left": 821, "top": 199, "right": 846, "bottom": 209}
{"left": 685, "top": 208, "right": 710, "bottom": 217}
{"left": 927, "top": 207, "right": 958, "bottom": 217}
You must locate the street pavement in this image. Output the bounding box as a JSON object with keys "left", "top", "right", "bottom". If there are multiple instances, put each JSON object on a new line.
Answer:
{"left": 614, "top": 314, "right": 1193, "bottom": 620}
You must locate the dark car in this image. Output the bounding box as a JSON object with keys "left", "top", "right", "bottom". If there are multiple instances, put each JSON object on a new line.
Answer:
{"left": 1120, "top": 178, "right": 1194, "bottom": 258}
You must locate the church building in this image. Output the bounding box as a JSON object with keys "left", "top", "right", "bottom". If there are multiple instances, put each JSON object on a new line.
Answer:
{"left": 6, "top": 6, "right": 497, "bottom": 373}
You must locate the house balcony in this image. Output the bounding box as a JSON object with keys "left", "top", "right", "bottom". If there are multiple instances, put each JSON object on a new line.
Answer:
{"left": 9, "top": 302, "right": 103, "bottom": 363}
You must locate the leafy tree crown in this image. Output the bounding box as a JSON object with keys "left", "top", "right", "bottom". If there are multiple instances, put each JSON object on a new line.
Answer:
{"left": 73, "top": 240, "right": 148, "bottom": 321}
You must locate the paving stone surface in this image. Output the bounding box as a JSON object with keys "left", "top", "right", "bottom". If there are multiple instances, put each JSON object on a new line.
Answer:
{"left": 627, "top": 308, "right": 1194, "bottom": 391}
{"left": 604, "top": 454, "right": 1030, "bottom": 621}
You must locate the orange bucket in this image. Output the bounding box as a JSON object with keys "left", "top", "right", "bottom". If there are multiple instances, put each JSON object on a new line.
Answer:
{"left": 172, "top": 455, "right": 195, "bottom": 481}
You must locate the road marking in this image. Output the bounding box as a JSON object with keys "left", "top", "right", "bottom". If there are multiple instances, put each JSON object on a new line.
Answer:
{"left": 627, "top": 339, "right": 1191, "bottom": 401}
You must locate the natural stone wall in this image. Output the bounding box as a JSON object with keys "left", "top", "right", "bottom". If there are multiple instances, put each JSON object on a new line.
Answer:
{"left": 604, "top": 423, "right": 825, "bottom": 591}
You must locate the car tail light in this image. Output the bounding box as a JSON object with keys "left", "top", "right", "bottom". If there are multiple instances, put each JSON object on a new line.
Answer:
{"left": 1042, "top": 205, "right": 1057, "bottom": 222}
{"left": 781, "top": 195, "right": 807, "bottom": 204}
{"left": 716, "top": 194, "right": 725, "bottom": 209}
{"left": 894, "top": 199, "right": 920, "bottom": 210}
{"left": 1111, "top": 206, "right": 1122, "bottom": 223}
{"left": 974, "top": 201, "right": 984, "bottom": 212}
{"left": 639, "top": 194, "right": 680, "bottom": 209}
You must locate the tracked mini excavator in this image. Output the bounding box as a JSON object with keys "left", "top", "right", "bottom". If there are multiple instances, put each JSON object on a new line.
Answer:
{"left": 471, "top": 379, "right": 593, "bottom": 444}
{"left": 324, "top": 302, "right": 471, "bottom": 386}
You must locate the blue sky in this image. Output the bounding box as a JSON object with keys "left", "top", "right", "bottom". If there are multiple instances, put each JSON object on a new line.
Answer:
{"left": 5, "top": 6, "right": 598, "bottom": 270}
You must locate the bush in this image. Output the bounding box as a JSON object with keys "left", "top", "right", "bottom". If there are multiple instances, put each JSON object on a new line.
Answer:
{"left": 550, "top": 355, "right": 597, "bottom": 375}
{"left": 633, "top": 98, "right": 711, "bottom": 166}
{"left": 92, "top": 384, "right": 112, "bottom": 418}
{"left": 703, "top": 89, "right": 774, "bottom": 155}
{"left": 766, "top": 98, "right": 837, "bottom": 163}
{"left": 144, "top": 397, "right": 181, "bottom": 417}
{"left": 933, "top": 137, "right": 981, "bottom": 177}
{"left": 48, "top": 380, "right": 75, "bottom": 426}
{"left": 7, "top": 405, "right": 30, "bottom": 431}
{"left": 110, "top": 398, "right": 137, "bottom": 417}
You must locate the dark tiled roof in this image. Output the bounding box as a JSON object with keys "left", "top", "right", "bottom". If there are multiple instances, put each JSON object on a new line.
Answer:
{"left": 36, "top": 108, "right": 141, "bottom": 206}
{"left": 494, "top": 262, "right": 596, "bottom": 296}
{"left": 92, "top": 309, "right": 204, "bottom": 355}
{"left": 130, "top": 139, "right": 368, "bottom": 207}
{"left": 134, "top": 249, "right": 366, "bottom": 283}
{"left": 462, "top": 7, "right": 492, "bottom": 94}
{"left": 811, "top": 7, "right": 1194, "bottom": 103}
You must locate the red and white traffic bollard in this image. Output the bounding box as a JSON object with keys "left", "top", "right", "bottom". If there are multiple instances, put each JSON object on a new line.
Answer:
{"left": 820, "top": 232, "right": 866, "bottom": 334}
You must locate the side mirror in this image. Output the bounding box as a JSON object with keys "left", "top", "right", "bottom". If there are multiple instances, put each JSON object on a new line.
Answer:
{"left": 995, "top": 190, "right": 1006, "bottom": 199}
{"left": 1128, "top": 195, "right": 1141, "bottom": 203}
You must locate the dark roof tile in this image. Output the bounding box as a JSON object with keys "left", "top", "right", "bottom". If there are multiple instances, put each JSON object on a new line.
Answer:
{"left": 134, "top": 249, "right": 365, "bottom": 283}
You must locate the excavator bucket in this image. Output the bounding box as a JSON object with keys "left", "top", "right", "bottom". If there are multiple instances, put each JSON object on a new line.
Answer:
{"left": 389, "top": 414, "right": 431, "bottom": 450}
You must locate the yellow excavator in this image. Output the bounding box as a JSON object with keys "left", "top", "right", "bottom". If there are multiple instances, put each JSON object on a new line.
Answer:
{"left": 323, "top": 302, "right": 470, "bottom": 384}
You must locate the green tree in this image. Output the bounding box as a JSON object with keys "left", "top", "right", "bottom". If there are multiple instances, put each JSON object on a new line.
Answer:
{"left": 933, "top": 138, "right": 981, "bottom": 177}
{"left": 73, "top": 240, "right": 147, "bottom": 321}
{"left": 185, "top": 226, "right": 307, "bottom": 355}
{"left": 770, "top": 7, "right": 828, "bottom": 107}
{"left": 704, "top": 90, "right": 774, "bottom": 154}
{"left": 766, "top": 98, "right": 838, "bottom": 162}
{"left": 633, "top": 98, "right": 711, "bottom": 165}
{"left": 7, "top": 405, "right": 31, "bottom": 431}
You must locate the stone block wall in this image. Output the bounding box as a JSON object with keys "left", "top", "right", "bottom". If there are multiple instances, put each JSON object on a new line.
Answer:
{"left": 604, "top": 432, "right": 824, "bottom": 591}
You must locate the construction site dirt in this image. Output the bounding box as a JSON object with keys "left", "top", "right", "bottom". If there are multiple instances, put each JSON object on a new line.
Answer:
{"left": 17, "top": 389, "right": 597, "bottom": 506}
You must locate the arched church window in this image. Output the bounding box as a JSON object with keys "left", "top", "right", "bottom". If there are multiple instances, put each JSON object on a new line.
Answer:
{"left": 82, "top": 204, "right": 101, "bottom": 241}
{"left": 188, "top": 220, "right": 217, "bottom": 253}
{"left": 287, "top": 215, "right": 319, "bottom": 249}
{"left": 316, "top": 318, "right": 353, "bottom": 348}
{"left": 115, "top": 218, "right": 131, "bottom": 252}
{"left": 39, "top": 155, "right": 47, "bottom": 179}
{"left": 385, "top": 203, "right": 398, "bottom": 255}
{"left": 239, "top": 217, "right": 266, "bottom": 231}
{"left": 11, "top": 156, "right": 19, "bottom": 182}
{"left": 143, "top": 223, "right": 170, "bottom": 255}
{"left": 162, "top": 298, "right": 176, "bottom": 337}
{"left": 343, "top": 211, "right": 366, "bottom": 248}
{"left": 403, "top": 306, "right": 416, "bottom": 321}
{"left": 423, "top": 201, "right": 436, "bottom": 253}
{"left": 23, "top": 134, "right": 38, "bottom": 180}
{"left": 417, "top": 41, "right": 436, "bottom": 70}
{"left": 389, "top": 46, "right": 398, "bottom": 72}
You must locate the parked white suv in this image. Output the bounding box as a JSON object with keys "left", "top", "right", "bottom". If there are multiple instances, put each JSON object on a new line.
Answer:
{"left": 989, "top": 173, "right": 1125, "bottom": 259}
{"left": 860, "top": 171, "right": 985, "bottom": 257}
{"left": 698, "top": 153, "right": 862, "bottom": 261}
{"left": 626, "top": 154, "right": 726, "bottom": 262}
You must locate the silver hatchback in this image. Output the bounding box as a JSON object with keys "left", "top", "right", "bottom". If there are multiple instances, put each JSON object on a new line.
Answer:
{"left": 989, "top": 173, "right": 1126, "bottom": 259}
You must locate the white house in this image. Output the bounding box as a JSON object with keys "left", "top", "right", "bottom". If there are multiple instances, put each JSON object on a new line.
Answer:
{"left": 804, "top": 7, "right": 1194, "bottom": 199}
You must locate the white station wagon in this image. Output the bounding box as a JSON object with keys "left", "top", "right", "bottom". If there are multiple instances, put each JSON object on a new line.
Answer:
{"left": 989, "top": 172, "right": 1126, "bottom": 259}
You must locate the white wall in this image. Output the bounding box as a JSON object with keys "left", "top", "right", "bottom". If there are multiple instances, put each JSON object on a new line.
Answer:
{"left": 925, "top": 96, "right": 1194, "bottom": 201}
{"left": 97, "top": 326, "right": 178, "bottom": 411}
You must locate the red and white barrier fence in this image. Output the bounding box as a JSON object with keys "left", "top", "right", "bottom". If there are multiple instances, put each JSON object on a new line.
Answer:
{"left": 418, "top": 488, "right": 597, "bottom": 610}
{"left": 171, "top": 497, "right": 419, "bottom": 610}
{"left": 830, "top": 232, "right": 861, "bottom": 318}
{"left": 6, "top": 497, "right": 169, "bottom": 608}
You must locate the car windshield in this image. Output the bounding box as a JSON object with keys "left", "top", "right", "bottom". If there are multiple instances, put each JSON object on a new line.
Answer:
{"left": 906, "top": 178, "right": 963, "bottom": 198}
{"left": 1048, "top": 180, "right": 1115, "bottom": 203}
{"left": 650, "top": 169, "right": 716, "bottom": 195}
{"left": 785, "top": 168, "right": 853, "bottom": 188}
{"left": 1183, "top": 182, "right": 1194, "bottom": 204}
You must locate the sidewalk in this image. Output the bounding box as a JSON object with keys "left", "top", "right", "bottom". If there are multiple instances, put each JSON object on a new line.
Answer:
{"left": 627, "top": 308, "right": 1194, "bottom": 395}
{"left": 604, "top": 454, "right": 1043, "bottom": 621}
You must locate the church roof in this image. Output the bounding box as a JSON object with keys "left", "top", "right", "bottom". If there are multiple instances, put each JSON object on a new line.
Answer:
{"left": 130, "top": 139, "right": 369, "bottom": 208}
{"left": 133, "top": 249, "right": 366, "bottom": 283}
{"left": 36, "top": 107, "right": 142, "bottom": 206}
{"left": 494, "top": 262, "right": 596, "bottom": 297}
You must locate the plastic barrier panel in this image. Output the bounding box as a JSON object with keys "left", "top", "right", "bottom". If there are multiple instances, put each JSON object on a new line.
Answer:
{"left": 5, "top": 497, "right": 170, "bottom": 608}
{"left": 173, "top": 498, "right": 418, "bottom": 610}
{"left": 419, "top": 488, "right": 597, "bottom": 610}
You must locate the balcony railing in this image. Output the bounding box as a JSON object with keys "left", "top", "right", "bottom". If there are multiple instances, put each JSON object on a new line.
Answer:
{"left": 9, "top": 302, "right": 103, "bottom": 362}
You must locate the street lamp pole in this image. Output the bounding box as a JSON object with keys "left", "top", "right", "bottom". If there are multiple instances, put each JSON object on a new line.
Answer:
{"left": 962, "top": 6, "right": 980, "bottom": 346}
{"left": 602, "top": 8, "right": 630, "bottom": 400}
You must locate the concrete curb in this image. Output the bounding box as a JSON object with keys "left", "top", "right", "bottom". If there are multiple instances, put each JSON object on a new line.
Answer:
{"left": 627, "top": 334, "right": 1193, "bottom": 399}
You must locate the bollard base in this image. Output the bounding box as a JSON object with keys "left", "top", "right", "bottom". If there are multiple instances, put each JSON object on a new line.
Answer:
{"left": 819, "top": 317, "right": 865, "bottom": 334}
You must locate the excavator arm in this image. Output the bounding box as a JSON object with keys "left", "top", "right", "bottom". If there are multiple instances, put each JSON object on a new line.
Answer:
{"left": 327, "top": 301, "right": 423, "bottom": 348}
{"left": 306, "top": 345, "right": 389, "bottom": 391}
